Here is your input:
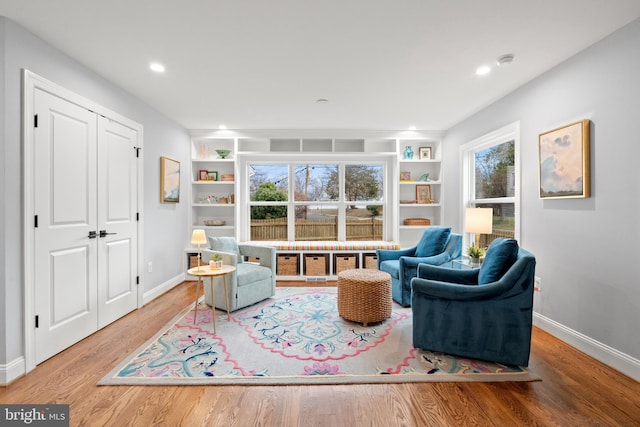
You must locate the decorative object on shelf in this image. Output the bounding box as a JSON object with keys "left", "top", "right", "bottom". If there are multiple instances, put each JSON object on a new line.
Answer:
{"left": 465, "top": 207, "right": 493, "bottom": 249}
{"left": 403, "top": 218, "right": 431, "bottom": 226}
{"left": 400, "top": 171, "right": 412, "bottom": 181}
{"left": 191, "top": 229, "right": 208, "bottom": 271}
{"left": 403, "top": 145, "right": 414, "bottom": 159}
{"left": 400, "top": 199, "right": 417, "bottom": 204}
{"left": 418, "top": 173, "right": 430, "bottom": 181}
{"left": 419, "top": 146, "right": 432, "bottom": 160}
{"left": 199, "top": 169, "right": 217, "bottom": 181}
{"left": 160, "top": 156, "right": 180, "bottom": 203}
{"left": 218, "top": 197, "right": 228, "bottom": 204}
{"left": 215, "top": 149, "right": 231, "bottom": 159}
{"left": 209, "top": 253, "right": 223, "bottom": 269}
{"left": 220, "top": 173, "right": 235, "bottom": 181}
{"left": 416, "top": 184, "right": 434, "bottom": 204}
{"left": 204, "top": 219, "right": 226, "bottom": 226}
{"left": 538, "top": 119, "right": 590, "bottom": 199}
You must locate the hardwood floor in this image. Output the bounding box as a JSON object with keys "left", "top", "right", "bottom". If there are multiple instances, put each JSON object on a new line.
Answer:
{"left": 2, "top": 280, "right": 639, "bottom": 426}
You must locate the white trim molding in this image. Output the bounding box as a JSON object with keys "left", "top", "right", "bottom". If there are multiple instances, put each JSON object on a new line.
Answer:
{"left": 0, "top": 357, "right": 26, "bottom": 385}
{"left": 143, "top": 273, "right": 186, "bottom": 305}
{"left": 534, "top": 313, "right": 640, "bottom": 381}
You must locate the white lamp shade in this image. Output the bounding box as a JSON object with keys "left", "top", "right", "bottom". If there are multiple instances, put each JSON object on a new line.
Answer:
{"left": 191, "top": 229, "right": 207, "bottom": 245}
{"left": 465, "top": 208, "right": 493, "bottom": 234}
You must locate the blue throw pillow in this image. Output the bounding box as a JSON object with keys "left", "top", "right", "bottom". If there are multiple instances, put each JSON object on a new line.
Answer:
{"left": 415, "top": 227, "right": 451, "bottom": 257}
{"left": 478, "top": 238, "right": 519, "bottom": 284}
{"left": 208, "top": 236, "right": 243, "bottom": 263}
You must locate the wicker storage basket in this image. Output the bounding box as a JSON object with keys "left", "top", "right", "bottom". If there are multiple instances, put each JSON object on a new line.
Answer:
{"left": 337, "top": 269, "right": 392, "bottom": 326}
{"left": 403, "top": 218, "right": 431, "bottom": 226}
{"left": 334, "top": 254, "right": 357, "bottom": 275}
{"left": 363, "top": 253, "right": 378, "bottom": 269}
{"left": 189, "top": 254, "right": 202, "bottom": 269}
{"left": 277, "top": 254, "right": 299, "bottom": 276}
{"left": 305, "top": 254, "right": 328, "bottom": 276}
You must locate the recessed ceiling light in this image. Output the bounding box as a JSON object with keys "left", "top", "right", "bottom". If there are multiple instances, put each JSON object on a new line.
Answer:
{"left": 475, "top": 65, "right": 491, "bottom": 76}
{"left": 218, "top": 124, "right": 227, "bottom": 130}
{"left": 408, "top": 126, "right": 416, "bottom": 131}
{"left": 149, "top": 62, "right": 165, "bottom": 73}
{"left": 316, "top": 98, "right": 329, "bottom": 103}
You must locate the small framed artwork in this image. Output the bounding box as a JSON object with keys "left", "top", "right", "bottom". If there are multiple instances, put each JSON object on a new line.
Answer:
{"left": 400, "top": 171, "right": 411, "bottom": 181}
{"left": 538, "top": 119, "right": 590, "bottom": 199}
{"left": 199, "top": 169, "right": 210, "bottom": 181}
{"left": 416, "top": 184, "right": 432, "bottom": 204}
{"left": 419, "top": 146, "right": 432, "bottom": 160}
{"left": 208, "top": 171, "right": 218, "bottom": 181}
{"left": 160, "top": 156, "right": 180, "bottom": 203}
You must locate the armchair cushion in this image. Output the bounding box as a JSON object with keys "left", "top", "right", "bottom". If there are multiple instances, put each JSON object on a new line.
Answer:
{"left": 237, "top": 263, "right": 273, "bottom": 286}
{"left": 415, "top": 227, "right": 451, "bottom": 257}
{"left": 478, "top": 238, "right": 519, "bottom": 285}
{"left": 208, "top": 236, "right": 243, "bottom": 263}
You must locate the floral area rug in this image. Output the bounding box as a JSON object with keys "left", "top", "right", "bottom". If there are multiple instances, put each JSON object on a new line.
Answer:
{"left": 99, "top": 287, "right": 539, "bottom": 385}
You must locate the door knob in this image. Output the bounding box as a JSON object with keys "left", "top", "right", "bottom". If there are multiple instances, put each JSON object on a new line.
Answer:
{"left": 99, "top": 230, "right": 117, "bottom": 238}
{"left": 88, "top": 231, "right": 97, "bottom": 239}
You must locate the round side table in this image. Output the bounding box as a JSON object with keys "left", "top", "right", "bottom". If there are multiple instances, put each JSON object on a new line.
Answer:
{"left": 187, "top": 264, "right": 236, "bottom": 334}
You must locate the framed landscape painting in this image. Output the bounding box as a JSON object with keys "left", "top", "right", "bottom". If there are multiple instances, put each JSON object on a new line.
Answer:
{"left": 161, "top": 156, "right": 180, "bottom": 203}
{"left": 538, "top": 119, "right": 590, "bottom": 199}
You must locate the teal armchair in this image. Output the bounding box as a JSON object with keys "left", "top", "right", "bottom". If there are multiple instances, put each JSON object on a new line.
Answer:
{"left": 201, "top": 237, "right": 276, "bottom": 312}
{"left": 411, "top": 239, "right": 536, "bottom": 366}
{"left": 377, "top": 227, "right": 462, "bottom": 306}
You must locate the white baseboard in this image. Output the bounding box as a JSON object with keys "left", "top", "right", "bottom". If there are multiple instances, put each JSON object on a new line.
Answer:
{"left": 533, "top": 313, "right": 640, "bottom": 381}
{"left": 143, "top": 273, "right": 186, "bottom": 305}
{"left": 0, "top": 357, "right": 25, "bottom": 385}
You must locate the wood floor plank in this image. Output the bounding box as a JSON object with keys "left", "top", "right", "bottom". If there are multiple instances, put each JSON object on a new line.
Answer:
{"left": 1, "top": 280, "right": 639, "bottom": 426}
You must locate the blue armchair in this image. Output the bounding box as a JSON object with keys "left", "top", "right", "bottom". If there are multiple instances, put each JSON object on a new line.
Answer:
{"left": 411, "top": 238, "right": 536, "bottom": 366}
{"left": 201, "top": 237, "right": 276, "bottom": 312}
{"left": 377, "top": 227, "right": 462, "bottom": 306}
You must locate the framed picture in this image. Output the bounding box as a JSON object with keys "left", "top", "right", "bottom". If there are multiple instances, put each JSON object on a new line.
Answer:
{"left": 416, "top": 184, "right": 432, "bottom": 204}
{"left": 208, "top": 171, "right": 218, "bottom": 181}
{"left": 538, "top": 119, "right": 590, "bottom": 199}
{"left": 419, "top": 146, "right": 432, "bottom": 160}
{"left": 199, "top": 169, "right": 210, "bottom": 181}
{"left": 160, "top": 156, "right": 180, "bottom": 203}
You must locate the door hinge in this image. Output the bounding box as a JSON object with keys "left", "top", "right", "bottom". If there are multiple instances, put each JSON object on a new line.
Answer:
{"left": 136, "top": 212, "right": 140, "bottom": 221}
{"left": 34, "top": 215, "right": 38, "bottom": 228}
{"left": 134, "top": 146, "right": 142, "bottom": 158}
{"left": 34, "top": 114, "right": 38, "bottom": 128}
{"left": 136, "top": 276, "right": 139, "bottom": 285}
{"left": 35, "top": 315, "right": 39, "bottom": 328}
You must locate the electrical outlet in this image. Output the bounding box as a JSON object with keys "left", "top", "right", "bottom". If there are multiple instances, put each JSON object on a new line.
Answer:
{"left": 148, "top": 261, "right": 153, "bottom": 273}
{"left": 534, "top": 276, "right": 541, "bottom": 292}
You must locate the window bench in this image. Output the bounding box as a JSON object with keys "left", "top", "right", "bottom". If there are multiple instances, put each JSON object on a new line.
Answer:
{"left": 244, "top": 241, "right": 400, "bottom": 280}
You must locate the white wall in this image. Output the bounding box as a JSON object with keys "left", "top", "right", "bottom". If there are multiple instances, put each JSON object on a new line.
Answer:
{"left": 0, "top": 17, "right": 190, "bottom": 368}
{"left": 443, "top": 19, "right": 640, "bottom": 378}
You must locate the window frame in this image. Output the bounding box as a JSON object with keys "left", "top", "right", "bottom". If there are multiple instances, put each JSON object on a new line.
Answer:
{"left": 240, "top": 153, "right": 390, "bottom": 242}
{"left": 459, "top": 122, "right": 521, "bottom": 249}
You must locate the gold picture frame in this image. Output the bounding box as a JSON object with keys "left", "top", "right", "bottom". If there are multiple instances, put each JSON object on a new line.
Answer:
{"left": 418, "top": 146, "right": 432, "bottom": 160}
{"left": 538, "top": 119, "right": 590, "bottom": 199}
{"left": 416, "top": 184, "right": 432, "bottom": 204}
{"left": 160, "top": 156, "right": 180, "bottom": 203}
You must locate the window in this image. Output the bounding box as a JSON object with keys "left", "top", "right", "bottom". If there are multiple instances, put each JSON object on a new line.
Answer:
{"left": 460, "top": 122, "right": 520, "bottom": 249}
{"left": 248, "top": 161, "right": 385, "bottom": 241}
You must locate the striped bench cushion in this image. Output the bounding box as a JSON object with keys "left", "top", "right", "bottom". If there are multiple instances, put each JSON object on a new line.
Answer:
{"left": 245, "top": 240, "right": 400, "bottom": 251}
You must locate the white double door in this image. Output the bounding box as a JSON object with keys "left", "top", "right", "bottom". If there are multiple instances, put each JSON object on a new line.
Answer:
{"left": 33, "top": 88, "right": 140, "bottom": 364}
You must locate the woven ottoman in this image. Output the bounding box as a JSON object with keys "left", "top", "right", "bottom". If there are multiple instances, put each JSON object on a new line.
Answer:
{"left": 337, "top": 269, "right": 392, "bottom": 326}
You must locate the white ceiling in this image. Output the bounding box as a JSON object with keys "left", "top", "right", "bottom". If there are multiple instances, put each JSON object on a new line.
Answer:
{"left": 2, "top": 0, "right": 640, "bottom": 131}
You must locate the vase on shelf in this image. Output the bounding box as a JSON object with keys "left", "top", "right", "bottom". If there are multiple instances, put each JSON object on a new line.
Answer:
{"left": 403, "top": 146, "right": 414, "bottom": 160}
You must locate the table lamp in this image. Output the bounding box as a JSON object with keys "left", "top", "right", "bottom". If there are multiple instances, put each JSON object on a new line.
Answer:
{"left": 465, "top": 207, "right": 493, "bottom": 248}
{"left": 191, "top": 229, "right": 208, "bottom": 271}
